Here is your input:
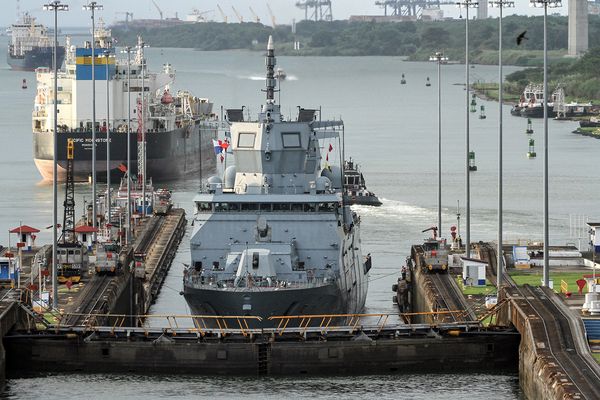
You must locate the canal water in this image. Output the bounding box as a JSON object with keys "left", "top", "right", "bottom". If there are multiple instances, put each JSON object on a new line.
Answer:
{"left": 2, "top": 38, "right": 599, "bottom": 398}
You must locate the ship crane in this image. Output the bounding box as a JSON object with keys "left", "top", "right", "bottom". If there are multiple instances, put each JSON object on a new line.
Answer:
{"left": 266, "top": 3, "right": 277, "bottom": 27}
{"left": 248, "top": 6, "right": 260, "bottom": 23}
{"left": 151, "top": 0, "right": 163, "bottom": 20}
{"left": 231, "top": 6, "right": 244, "bottom": 23}
{"left": 216, "top": 5, "right": 228, "bottom": 23}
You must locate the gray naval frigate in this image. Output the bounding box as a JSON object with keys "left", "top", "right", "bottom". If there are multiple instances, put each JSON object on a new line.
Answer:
{"left": 182, "top": 36, "right": 370, "bottom": 320}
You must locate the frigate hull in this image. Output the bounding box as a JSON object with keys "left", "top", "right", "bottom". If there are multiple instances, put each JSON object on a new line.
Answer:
{"left": 183, "top": 283, "right": 343, "bottom": 322}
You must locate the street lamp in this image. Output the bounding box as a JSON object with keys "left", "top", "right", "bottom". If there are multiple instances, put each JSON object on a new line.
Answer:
{"left": 103, "top": 50, "right": 111, "bottom": 232}
{"left": 530, "top": 0, "right": 561, "bottom": 287}
{"left": 82, "top": 1, "right": 103, "bottom": 243}
{"left": 456, "top": 0, "right": 478, "bottom": 258}
{"left": 490, "top": 0, "right": 515, "bottom": 292}
{"left": 429, "top": 51, "right": 448, "bottom": 235}
{"left": 120, "top": 46, "right": 133, "bottom": 244}
{"left": 43, "top": 0, "right": 69, "bottom": 310}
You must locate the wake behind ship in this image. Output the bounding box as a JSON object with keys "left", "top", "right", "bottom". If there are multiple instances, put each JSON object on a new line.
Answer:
{"left": 183, "top": 37, "right": 370, "bottom": 322}
{"left": 7, "top": 13, "right": 65, "bottom": 71}
{"left": 32, "top": 23, "right": 216, "bottom": 182}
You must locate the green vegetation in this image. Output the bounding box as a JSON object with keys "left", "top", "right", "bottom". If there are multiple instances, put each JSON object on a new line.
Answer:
{"left": 112, "top": 15, "right": 600, "bottom": 62}
{"left": 593, "top": 353, "right": 600, "bottom": 364}
{"left": 509, "top": 270, "right": 589, "bottom": 293}
{"left": 456, "top": 276, "right": 496, "bottom": 296}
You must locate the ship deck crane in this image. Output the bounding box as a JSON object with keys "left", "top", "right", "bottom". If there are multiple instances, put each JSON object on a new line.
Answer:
{"left": 231, "top": 6, "right": 243, "bottom": 23}
{"left": 266, "top": 3, "right": 276, "bottom": 27}
{"left": 216, "top": 5, "right": 228, "bottom": 23}
{"left": 151, "top": 0, "right": 163, "bottom": 20}
{"left": 248, "top": 6, "right": 260, "bottom": 23}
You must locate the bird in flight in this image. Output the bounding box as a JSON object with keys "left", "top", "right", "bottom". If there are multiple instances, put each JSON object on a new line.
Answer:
{"left": 516, "top": 31, "right": 529, "bottom": 45}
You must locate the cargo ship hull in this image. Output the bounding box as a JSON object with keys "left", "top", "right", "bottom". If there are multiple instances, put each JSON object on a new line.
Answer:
{"left": 33, "top": 122, "right": 217, "bottom": 182}
{"left": 7, "top": 46, "right": 65, "bottom": 71}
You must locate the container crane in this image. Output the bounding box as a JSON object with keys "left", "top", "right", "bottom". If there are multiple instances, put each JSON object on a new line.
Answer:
{"left": 151, "top": 0, "right": 163, "bottom": 20}
{"left": 231, "top": 6, "right": 243, "bottom": 23}
{"left": 248, "top": 6, "right": 260, "bottom": 23}
{"left": 216, "top": 5, "right": 228, "bottom": 23}
{"left": 266, "top": 3, "right": 276, "bottom": 27}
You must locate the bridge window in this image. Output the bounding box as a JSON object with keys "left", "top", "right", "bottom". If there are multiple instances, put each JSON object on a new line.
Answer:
{"left": 304, "top": 203, "right": 316, "bottom": 212}
{"left": 282, "top": 132, "right": 301, "bottom": 148}
{"left": 238, "top": 132, "right": 256, "bottom": 148}
{"left": 260, "top": 203, "right": 272, "bottom": 211}
{"left": 197, "top": 202, "right": 212, "bottom": 212}
{"left": 273, "top": 203, "right": 291, "bottom": 211}
{"left": 241, "top": 203, "right": 258, "bottom": 211}
{"left": 318, "top": 203, "right": 336, "bottom": 212}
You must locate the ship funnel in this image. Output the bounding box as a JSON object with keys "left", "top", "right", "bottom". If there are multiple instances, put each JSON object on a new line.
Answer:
{"left": 265, "top": 35, "right": 276, "bottom": 102}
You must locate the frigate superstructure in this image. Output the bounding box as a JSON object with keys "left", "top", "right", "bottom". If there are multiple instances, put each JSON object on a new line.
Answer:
{"left": 183, "top": 36, "right": 370, "bottom": 320}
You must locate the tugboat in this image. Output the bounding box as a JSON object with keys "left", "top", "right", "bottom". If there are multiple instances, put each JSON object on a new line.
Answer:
{"left": 343, "top": 158, "right": 382, "bottom": 206}
{"left": 183, "top": 37, "right": 369, "bottom": 322}
{"left": 511, "top": 83, "right": 557, "bottom": 118}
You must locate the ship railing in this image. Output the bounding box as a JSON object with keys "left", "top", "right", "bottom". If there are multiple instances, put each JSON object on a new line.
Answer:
{"left": 185, "top": 276, "right": 330, "bottom": 290}
{"left": 51, "top": 313, "right": 263, "bottom": 337}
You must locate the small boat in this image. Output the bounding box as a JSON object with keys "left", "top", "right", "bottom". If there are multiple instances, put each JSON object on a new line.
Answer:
{"left": 275, "top": 67, "right": 286, "bottom": 80}
{"left": 426, "top": 77, "right": 431, "bottom": 87}
{"left": 343, "top": 158, "right": 382, "bottom": 206}
{"left": 400, "top": 73, "right": 406, "bottom": 85}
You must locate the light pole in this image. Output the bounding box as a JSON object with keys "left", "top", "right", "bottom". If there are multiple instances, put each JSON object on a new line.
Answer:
{"left": 490, "top": 0, "right": 515, "bottom": 292}
{"left": 457, "top": 0, "right": 478, "bottom": 258}
{"left": 120, "top": 46, "right": 133, "bottom": 244}
{"left": 137, "top": 40, "right": 149, "bottom": 217}
{"left": 530, "top": 0, "right": 561, "bottom": 287}
{"left": 104, "top": 50, "right": 111, "bottom": 233}
{"left": 43, "top": 0, "right": 69, "bottom": 310}
{"left": 83, "top": 1, "right": 103, "bottom": 243}
{"left": 429, "top": 51, "right": 448, "bottom": 236}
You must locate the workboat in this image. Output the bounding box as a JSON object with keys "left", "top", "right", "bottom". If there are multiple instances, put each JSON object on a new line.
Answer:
{"left": 32, "top": 22, "right": 217, "bottom": 182}
{"left": 7, "top": 13, "right": 65, "bottom": 71}
{"left": 510, "top": 83, "right": 556, "bottom": 118}
{"left": 343, "top": 158, "right": 382, "bottom": 206}
{"left": 183, "top": 37, "right": 370, "bottom": 322}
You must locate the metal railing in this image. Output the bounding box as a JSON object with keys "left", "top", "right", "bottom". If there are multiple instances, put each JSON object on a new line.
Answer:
{"left": 268, "top": 313, "right": 392, "bottom": 335}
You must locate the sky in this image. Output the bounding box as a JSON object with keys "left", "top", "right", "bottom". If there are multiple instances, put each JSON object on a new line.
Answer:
{"left": 4, "top": 0, "right": 570, "bottom": 28}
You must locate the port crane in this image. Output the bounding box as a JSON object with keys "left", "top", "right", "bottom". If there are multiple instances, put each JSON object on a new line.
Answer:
{"left": 216, "top": 5, "right": 228, "bottom": 23}
{"left": 295, "top": 0, "right": 332, "bottom": 21}
{"left": 115, "top": 11, "right": 133, "bottom": 25}
{"left": 375, "top": 0, "right": 456, "bottom": 17}
{"left": 248, "top": 6, "right": 260, "bottom": 23}
{"left": 231, "top": 6, "right": 244, "bottom": 23}
{"left": 267, "top": 3, "right": 277, "bottom": 27}
{"left": 151, "top": 0, "right": 163, "bottom": 20}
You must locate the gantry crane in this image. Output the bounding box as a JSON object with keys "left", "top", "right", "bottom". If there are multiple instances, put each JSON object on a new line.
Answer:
{"left": 295, "top": 0, "right": 332, "bottom": 21}
{"left": 231, "top": 6, "right": 243, "bottom": 22}
{"left": 267, "top": 3, "right": 276, "bottom": 27}
{"left": 248, "top": 6, "right": 260, "bottom": 23}
{"left": 216, "top": 5, "right": 228, "bottom": 23}
{"left": 115, "top": 11, "right": 133, "bottom": 25}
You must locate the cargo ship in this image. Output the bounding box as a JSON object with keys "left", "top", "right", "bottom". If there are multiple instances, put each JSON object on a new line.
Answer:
{"left": 183, "top": 37, "right": 370, "bottom": 322}
{"left": 7, "top": 13, "right": 65, "bottom": 71}
{"left": 32, "top": 23, "right": 217, "bottom": 182}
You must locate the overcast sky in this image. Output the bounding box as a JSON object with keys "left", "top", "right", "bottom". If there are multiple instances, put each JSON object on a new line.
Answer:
{"left": 4, "top": 0, "right": 569, "bottom": 27}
